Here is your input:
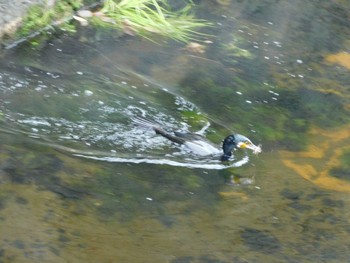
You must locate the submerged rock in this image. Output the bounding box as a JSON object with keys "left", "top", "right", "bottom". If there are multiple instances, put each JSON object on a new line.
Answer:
{"left": 241, "top": 228, "right": 281, "bottom": 253}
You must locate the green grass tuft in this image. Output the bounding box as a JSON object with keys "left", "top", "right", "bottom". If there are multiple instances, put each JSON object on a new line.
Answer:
{"left": 94, "top": 0, "right": 211, "bottom": 43}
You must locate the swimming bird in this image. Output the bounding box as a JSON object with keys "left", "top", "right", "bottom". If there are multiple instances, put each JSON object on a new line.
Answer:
{"left": 131, "top": 116, "right": 261, "bottom": 161}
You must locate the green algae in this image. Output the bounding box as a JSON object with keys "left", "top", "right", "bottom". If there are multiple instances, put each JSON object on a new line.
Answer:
{"left": 176, "top": 40, "right": 350, "bottom": 149}
{"left": 178, "top": 68, "right": 310, "bottom": 150}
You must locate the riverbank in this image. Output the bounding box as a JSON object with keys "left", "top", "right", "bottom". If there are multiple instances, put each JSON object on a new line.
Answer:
{"left": 0, "top": 0, "right": 210, "bottom": 49}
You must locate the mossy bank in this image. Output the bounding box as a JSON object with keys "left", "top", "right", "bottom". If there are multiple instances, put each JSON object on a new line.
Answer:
{"left": 0, "top": 0, "right": 54, "bottom": 41}
{"left": 0, "top": 0, "right": 210, "bottom": 47}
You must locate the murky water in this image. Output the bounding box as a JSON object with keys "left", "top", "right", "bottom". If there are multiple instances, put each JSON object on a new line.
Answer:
{"left": 1, "top": 1, "right": 350, "bottom": 262}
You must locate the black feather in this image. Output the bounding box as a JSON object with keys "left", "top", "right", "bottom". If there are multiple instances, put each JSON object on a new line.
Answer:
{"left": 221, "top": 135, "right": 236, "bottom": 161}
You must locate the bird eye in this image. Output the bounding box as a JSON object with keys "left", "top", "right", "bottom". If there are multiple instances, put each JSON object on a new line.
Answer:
{"left": 245, "top": 140, "right": 251, "bottom": 144}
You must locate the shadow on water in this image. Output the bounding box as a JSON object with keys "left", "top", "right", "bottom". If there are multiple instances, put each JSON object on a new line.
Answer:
{"left": 1, "top": 0, "right": 350, "bottom": 262}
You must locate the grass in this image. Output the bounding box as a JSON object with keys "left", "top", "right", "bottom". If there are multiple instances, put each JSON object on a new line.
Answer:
{"left": 13, "top": 0, "right": 210, "bottom": 46}
{"left": 93, "top": 0, "right": 211, "bottom": 42}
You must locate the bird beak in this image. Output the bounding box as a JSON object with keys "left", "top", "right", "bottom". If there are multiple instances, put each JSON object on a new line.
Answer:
{"left": 237, "top": 142, "right": 262, "bottom": 154}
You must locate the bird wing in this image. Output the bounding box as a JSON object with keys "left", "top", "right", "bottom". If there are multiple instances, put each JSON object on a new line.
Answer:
{"left": 131, "top": 116, "right": 185, "bottom": 144}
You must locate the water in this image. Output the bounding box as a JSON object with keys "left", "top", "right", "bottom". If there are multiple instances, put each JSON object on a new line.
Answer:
{"left": 1, "top": 1, "right": 350, "bottom": 262}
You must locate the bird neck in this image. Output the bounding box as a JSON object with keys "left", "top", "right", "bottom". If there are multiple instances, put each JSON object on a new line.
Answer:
{"left": 221, "top": 134, "right": 236, "bottom": 161}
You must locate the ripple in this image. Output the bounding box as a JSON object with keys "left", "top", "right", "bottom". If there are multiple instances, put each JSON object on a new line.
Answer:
{"left": 74, "top": 154, "right": 250, "bottom": 170}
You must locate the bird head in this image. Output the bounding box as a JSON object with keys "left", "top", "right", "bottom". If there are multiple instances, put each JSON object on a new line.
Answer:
{"left": 221, "top": 134, "right": 261, "bottom": 161}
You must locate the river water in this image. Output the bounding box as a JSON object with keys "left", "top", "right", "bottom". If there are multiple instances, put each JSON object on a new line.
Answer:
{"left": 1, "top": 1, "right": 350, "bottom": 262}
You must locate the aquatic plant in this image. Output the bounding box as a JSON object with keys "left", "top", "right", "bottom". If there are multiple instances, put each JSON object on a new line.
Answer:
{"left": 90, "top": 0, "right": 211, "bottom": 42}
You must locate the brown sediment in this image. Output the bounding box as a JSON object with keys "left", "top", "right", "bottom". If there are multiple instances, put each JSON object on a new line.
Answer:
{"left": 325, "top": 52, "right": 350, "bottom": 70}
{"left": 310, "top": 126, "right": 350, "bottom": 142}
{"left": 281, "top": 125, "right": 350, "bottom": 192}
{"left": 280, "top": 143, "right": 328, "bottom": 159}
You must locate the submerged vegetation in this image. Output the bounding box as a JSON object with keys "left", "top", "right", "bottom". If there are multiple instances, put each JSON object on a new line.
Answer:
{"left": 221, "top": 36, "right": 254, "bottom": 65}
{"left": 15, "top": 0, "right": 210, "bottom": 43}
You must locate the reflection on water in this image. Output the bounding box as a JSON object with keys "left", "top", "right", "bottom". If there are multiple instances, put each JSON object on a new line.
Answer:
{"left": 1, "top": 0, "right": 350, "bottom": 262}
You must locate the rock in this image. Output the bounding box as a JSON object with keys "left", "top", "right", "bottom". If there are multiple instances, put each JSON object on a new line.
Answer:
{"left": 0, "top": 0, "right": 55, "bottom": 41}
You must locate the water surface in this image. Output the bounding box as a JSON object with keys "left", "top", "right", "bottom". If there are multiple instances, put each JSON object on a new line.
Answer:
{"left": 1, "top": 1, "right": 350, "bottom": 262}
